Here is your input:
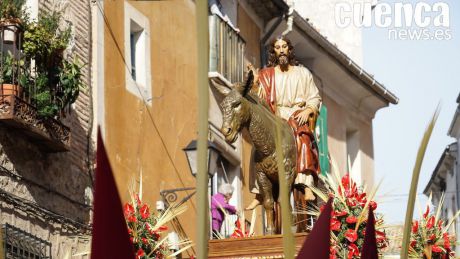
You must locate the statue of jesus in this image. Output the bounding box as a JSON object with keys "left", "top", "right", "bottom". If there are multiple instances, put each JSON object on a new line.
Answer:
{"left": 246, "top": 36, "right": 322, "bottom": 210}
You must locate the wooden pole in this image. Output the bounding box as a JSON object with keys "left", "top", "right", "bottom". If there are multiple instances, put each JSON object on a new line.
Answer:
{"left": 196, "top": 0, "right": 210, "bottom": 258}
{"left": 275, "top": 120, "right": 295, "bottom": 259}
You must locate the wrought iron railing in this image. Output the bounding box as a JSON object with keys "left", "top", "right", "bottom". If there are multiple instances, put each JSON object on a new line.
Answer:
{"left": 0, "top": 26, "right": 79, "bottom": 119}
{"left": 2, "top": 223, "right": 52, "bottom": 259}
{"left": 209, "top": 14, "right": 245, "bottom": 84}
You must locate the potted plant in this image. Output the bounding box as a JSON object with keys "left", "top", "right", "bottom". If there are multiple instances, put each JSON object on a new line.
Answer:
{"left": 22, "top": 9, "right": 81, "bottom": 119}
{"left": 0, "top": 0, "right": 27, "bottom": 43}
{"left": 23, "top": 10, "right": 71, "bottom": 70}
{"left": 56, "top": 58, "right": 83, "bottom": 115}
{"left": 0, "top": 52, "right": 27, "bottom": 101}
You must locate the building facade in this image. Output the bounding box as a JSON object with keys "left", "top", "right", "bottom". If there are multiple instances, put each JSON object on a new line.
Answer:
{"left": 0, "top": 0, "right": 95, "bottom": 258}
{"left": 0, "top": 0, "right": 400, "bottom": 257}
{"left": 424, "top": 93, "right": 460, "bottom": 253}
{"left": 99, "top": 0, "right": 398, "bottom": 244}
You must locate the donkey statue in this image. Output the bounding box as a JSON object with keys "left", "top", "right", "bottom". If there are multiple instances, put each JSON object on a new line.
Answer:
{"left": 211, "top": 71, "right": 297, "bottom": 234}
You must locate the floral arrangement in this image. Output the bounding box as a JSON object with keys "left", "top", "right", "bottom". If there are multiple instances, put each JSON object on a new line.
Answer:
{"left": 124, "top": 192, "right": 191, "bottom": 259}
{"left": 215, "top": 204, "right": 256, "bottom": 239}
{"left": 408, "top": 195, "right": 458, "bottom": 259}
{"left": 230, "top": 218, "right": 250, "bottom": 238}
{"left": 313, "top": 173, "right": 388, "bottom": 259}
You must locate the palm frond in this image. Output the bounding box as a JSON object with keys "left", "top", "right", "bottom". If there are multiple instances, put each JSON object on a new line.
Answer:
{"left": 400, "top": 107, "right": 440, "bottom": 259}
{"left": 152, "top": 203, "right": 188, "bottom": 231}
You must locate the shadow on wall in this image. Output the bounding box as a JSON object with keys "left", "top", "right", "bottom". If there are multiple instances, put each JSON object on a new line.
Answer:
{"left": 0, "top": 109, "right": 94, "bottom": 233}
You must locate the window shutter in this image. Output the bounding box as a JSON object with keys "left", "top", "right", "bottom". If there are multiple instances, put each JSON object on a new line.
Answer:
{"left": 316, "top": 105, "right": 330, "bottom": 175}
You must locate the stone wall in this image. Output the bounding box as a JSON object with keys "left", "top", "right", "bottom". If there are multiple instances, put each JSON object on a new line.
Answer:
{"left": 0, "top": 0, "right": 95, "bottom": 258}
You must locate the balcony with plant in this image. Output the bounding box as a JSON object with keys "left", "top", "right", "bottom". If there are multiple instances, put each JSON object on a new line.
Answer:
{"left": 0, "top": 4, "right": 83, "bottom": 152}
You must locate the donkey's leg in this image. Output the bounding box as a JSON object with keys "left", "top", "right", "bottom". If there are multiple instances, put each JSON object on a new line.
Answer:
{"left": 257, "top": 171, "right": 275, "bottom": 235}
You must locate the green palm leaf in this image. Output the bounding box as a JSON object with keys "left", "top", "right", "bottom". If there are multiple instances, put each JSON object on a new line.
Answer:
{"left": 400, "top": 106, "right": 440, "bottom": 259}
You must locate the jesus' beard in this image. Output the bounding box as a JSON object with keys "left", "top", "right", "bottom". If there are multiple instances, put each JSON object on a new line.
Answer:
{"left": 278, "top": 55, "right": 289, "bottom": 71}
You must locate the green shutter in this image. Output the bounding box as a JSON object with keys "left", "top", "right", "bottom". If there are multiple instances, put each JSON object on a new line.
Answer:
{"left": 316, "top": 105, "right": 329, "bottom": 175}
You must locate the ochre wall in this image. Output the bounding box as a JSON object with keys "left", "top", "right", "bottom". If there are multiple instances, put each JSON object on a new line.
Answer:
{"left": 237, "top": 4, "right": 261, "bottom": 69}
{"left": 103, "top": 0, "right": 199, "bottom": 246}
{"left": 237, "top": 3, "right": 265, "bottom": 235}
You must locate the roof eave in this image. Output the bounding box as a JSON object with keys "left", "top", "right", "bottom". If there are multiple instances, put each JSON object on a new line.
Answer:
{"left": 291, "top": 11, "right": 399, "bottom": 105}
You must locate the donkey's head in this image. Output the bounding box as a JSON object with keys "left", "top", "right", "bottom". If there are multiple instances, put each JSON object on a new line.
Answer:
{"left": 211, "top": 71, "right": 254, "bottom": 144}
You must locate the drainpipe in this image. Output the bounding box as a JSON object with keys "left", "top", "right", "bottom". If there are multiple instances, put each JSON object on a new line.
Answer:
{"left": 259, "top": 0, "right": 294, "bottom": 67}
{"left": 260, "top": 15, "right": 284, "bottom": 67}
{"left": 282, "top": 0, "right": 294, "bottom": 36}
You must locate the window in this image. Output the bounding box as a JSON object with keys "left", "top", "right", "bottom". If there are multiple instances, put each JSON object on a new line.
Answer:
{"left": 2, "top": 223, "right": 52, "bottom": 259}
{"left": 346, "top": 129, "right": 361, "bottom": 184}
{"left": 211, "top": 156, "right": 240, "bottom": 238}
{"left": 124, "top": 1, "right": 152, "bottom": 104}
{"left": 316, "top": 105, "right": 329, "bottom": 174}
{"left": 207, "top": 125, "right": 242, "bottom": 238}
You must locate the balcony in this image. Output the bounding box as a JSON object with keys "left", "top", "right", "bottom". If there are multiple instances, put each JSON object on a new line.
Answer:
{"left": 0, "top": 9, "right": 81, "bottom": 152}
{"left": 208, "top": 14, "right": 246, "bottom": 85}
{"left": 0, "top": 94, "right": 71, "bottom": 152}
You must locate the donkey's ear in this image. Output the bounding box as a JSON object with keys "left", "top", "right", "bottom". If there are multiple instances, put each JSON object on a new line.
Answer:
{"left": 242, "top": 70, "right": 254, "bottom": 97}
{"left": 210, "top": 78, "right": 231, "bottom": 96}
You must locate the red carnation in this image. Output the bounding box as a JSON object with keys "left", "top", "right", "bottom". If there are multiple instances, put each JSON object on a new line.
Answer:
{"left": 412, "top": 220, "right": 419, "bottom": 233}
{"left": 410, "top": 240, "right": 416, "bottom": 248}
{"left": 140, "top": 204, "right": 150, "bottom": 219}
{"left": 142, "top": 237, "right": 148, "bottom": 244}
{"left": 330, "top": 244, "right": 337, "bottom": 258}
{"left": 423, "top": 205, "right": 430, "bottom": 218}
{"left": 345, "top": 229, "right": 358, "bottom": 243}
{"left": 443, "top": 233, "right": 451, "bottom": 249}
{"left": 375, "top": 230, "right": 386, "bottom": 240}
{"left": 331, "top": 218, "right": 341, "bottom": 231}
{"left": 438, "top": 219, "right": 443, "bottom": 229}
{"left": 128, "top": 215, "right": 137, "bottom": 223}
{"left": 334, "top": 210, "right": 348, "bottom": 217}
{"left": 158, "top": 225, "right": 168, "bottom": 231}
{"left": 432, "top": 245, "right": 442, "bottom": 253}
{"left": 346, "top": 198, "right": 357, "bottom": 207}
{"left": 124, "top": 203, "right": 135, "bottom": 217}
{"left": 342, "top": 174, "right": 350, "bottom": 189}
{"left": 426, "top": 216, "right": 435, "bottom": 229}
{"left": 136, "top": 248, "right": 145, "bottom": 258}
{"left": 346, "top": 216, "right": 357, "bottom": 224}
{"left": 135, "top": 194, "right": 142, "bottom": 206}
{"left": 348, "top": 243, "right": 359, "bottom": 258}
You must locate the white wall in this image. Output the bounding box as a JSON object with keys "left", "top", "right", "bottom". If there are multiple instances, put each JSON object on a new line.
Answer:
{"left": 294, "top": 0, "right": 375, "bottom": 66}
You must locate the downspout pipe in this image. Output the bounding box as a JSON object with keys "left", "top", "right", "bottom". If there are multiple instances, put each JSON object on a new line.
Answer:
{"left": 282, "top": 0, "right": 294, "bottom": 36}
{"left": 260, "top": 0, "right": 295, "bottom": 67}
{"left": 260, "top": 15, "right": 284, "bottom": 67}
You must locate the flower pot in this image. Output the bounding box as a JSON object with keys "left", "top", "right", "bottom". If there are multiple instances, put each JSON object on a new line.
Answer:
{"left": 0, "top": 83, "right": 22, "bottom": 103}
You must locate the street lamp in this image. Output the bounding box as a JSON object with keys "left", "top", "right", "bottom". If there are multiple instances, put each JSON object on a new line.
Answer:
{"left": 183, "top": 140, "right": 220, "bottom": 178}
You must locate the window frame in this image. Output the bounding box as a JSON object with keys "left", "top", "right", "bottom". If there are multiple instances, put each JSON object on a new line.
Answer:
{"left": 124, "top": 1, "right": 152, "bottom": 105}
